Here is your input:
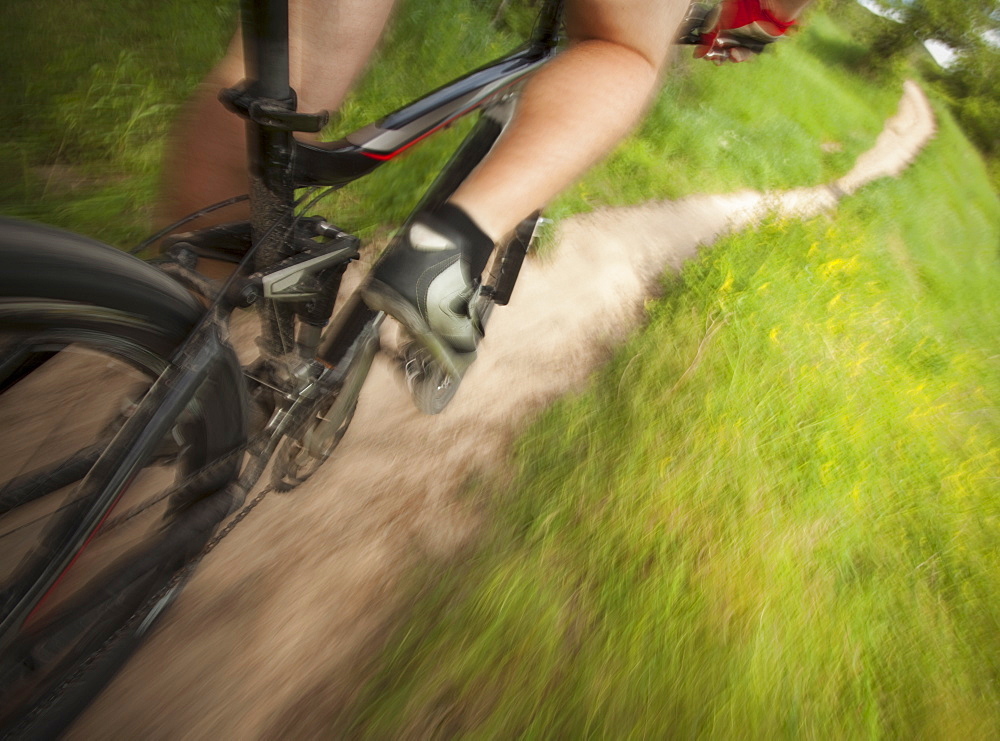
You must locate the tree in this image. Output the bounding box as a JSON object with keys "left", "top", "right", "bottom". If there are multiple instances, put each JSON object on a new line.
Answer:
{"left": 861, "top": 0, "right": 999, "bottom": 166}
{"left": 927, "top": 48, "right": 1000, "bottom": 157}
{"left": 865, "top": 0, "right": 999, "bottom": 61}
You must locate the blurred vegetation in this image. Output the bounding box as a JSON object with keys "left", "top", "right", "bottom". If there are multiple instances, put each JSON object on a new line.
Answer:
{"left": 834, "top": 0, "right": 1000, "bottom": 184}
{"left": 921, "top": 50, "right": 1000, "bottom": 186}
{"left": 0, "top": 0, "right": 236, "bottom": 243}
{"left": 0, "top": 0, "right": 909, "bottom": 246}
{"left": 1, "top": 3, "right": 998, "bottom": 735}
{"left": 861, "top": 0, "right": 998, "bottom": 61}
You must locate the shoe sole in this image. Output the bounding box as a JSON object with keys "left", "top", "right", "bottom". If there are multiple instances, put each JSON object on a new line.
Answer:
{"left": 361, "top": 279, "right": 476, "bottom": 381}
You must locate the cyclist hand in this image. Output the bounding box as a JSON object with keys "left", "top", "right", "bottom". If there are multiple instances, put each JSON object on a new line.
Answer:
{"left": 680, "top": 0, "right": 796, "bottom": 65}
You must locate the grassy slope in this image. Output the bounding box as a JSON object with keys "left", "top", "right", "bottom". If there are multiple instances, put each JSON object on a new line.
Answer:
{"left": 554, "top": 10, "right": 896, "bottom": 216}
{"left": 333, "top": 5, "right": 1000, "bottom": 739}
{"left": 345, "top": 107, "right": 1000, "bottom": 738}
{"left": 0, "top": 0, "right": 236, "bottom": 244}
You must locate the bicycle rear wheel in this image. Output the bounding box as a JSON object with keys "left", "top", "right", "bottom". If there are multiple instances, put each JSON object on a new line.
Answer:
{"left": 0, "top": 219, "right": 246, "bottom": 738}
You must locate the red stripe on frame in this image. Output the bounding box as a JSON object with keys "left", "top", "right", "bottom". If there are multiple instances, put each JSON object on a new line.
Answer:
{"left": 359, "top": 79, "right": 520, "bottom": 162}
{"left": 359, "top": 111, "right": 468, "bottom": 161}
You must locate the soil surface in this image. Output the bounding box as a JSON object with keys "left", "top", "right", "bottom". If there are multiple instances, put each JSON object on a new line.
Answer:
{"left": 69, "top": 80, "right": 935, "bottom": 739}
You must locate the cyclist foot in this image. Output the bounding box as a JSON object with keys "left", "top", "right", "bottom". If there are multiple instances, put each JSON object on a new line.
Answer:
{"left": 362, "top": 204, "right": 493, "bottom": 384}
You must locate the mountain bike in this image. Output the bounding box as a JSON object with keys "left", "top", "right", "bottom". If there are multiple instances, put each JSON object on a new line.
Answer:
{"left": 0, "top": 0, "right": 563, "bottom": 735}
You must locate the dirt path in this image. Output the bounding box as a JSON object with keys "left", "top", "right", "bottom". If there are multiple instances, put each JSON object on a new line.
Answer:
{"left": 71, "top": 80, "right": 935, "bottom": 739}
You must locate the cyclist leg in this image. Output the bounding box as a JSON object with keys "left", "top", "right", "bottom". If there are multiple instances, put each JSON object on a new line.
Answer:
{"left": 363, "top": 0, "right": 689, "bottom": 378}
{"left": 159, "top": 0, "right": 397, "bottom": 226}
{"left": 450, "top": 0, "right": 810, "bottom": 237}
{"left": 451, "top": 0, "right": 687, "bottom": 240}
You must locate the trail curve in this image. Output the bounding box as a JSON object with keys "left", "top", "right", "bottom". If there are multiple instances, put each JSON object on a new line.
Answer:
{"left": 70, "top": 80, "right": 935, "bottom": 739}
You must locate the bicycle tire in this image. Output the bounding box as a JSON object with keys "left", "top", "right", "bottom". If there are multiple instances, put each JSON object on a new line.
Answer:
{"left": 0, "top": 218, "right": 246, "bottom": 738}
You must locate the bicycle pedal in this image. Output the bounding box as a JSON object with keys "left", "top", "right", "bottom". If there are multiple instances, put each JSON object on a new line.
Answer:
{"left": 397, "top": 341, "right": 462, "bottom": 415}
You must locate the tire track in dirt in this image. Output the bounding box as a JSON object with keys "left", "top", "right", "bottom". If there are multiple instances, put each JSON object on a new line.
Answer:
{"left": 71, "top": 80, "right": 934, "bottom": 739}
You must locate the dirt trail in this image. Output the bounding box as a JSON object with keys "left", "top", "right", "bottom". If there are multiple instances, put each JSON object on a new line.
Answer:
{"left": 71, "top": 80, "right": 935, "bottom": 739}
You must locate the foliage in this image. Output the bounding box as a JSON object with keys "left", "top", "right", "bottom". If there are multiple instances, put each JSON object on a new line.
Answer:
{"left": 924, "top": 48, "right": 1000, "bottom": 162}
{"left": 0, "top": 0, "right": 236, "bottom": 244}
{"left": 857, "top": 0, "right": 1000, "bottom": 174}
{"left": 864, "top": 0, "right": 1000, "bottom": 60}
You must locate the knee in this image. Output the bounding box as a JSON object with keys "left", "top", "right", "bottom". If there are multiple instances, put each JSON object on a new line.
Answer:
{"left": 565, "top": 0, "right": 686, "bottom": 74}
{"left": 560, "top": 37, "right": 664, "bottom": 101}
{"left": 569, "top": 37, "right": 665, "bottom": 82}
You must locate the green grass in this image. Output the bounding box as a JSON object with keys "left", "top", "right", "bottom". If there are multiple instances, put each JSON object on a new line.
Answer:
{"left": 550, "top": 10, "right": 899, "bottom": 220}
{"left": 0, "top": 0, "right": 236, "bottom": 244}
{"left": 0, "top": 2, "right": 896, "bottom": 246}
{"left": 3, "top": 2, "right": 999, "bottom": 736}
{"left": 342, "top": 107, "right": 1000, "bottom": 738}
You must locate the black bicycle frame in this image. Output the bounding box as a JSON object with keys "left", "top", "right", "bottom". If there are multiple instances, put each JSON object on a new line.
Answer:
{"left": 228, "top": 0, "right": 563, "bottom": 360}
{"left": 2, "top": 0, "right": 565, "bottom": 644}
{"left": 242, "top": 0, "right": 564, "bottom": 187}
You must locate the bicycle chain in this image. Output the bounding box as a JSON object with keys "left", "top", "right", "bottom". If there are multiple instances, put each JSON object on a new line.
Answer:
{"left": 0, "top": 431, "right": 254, "bottom": 545}
{"left": 101, "top": 442, "right": 253, "bottom": 534}
{"left": 6, "top": 464, "right": 274, "bottom": 738}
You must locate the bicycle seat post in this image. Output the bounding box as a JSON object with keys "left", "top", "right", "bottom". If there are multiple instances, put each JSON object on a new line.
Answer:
{"left": 239, "top": 0, "right": 299, "bottom": 356}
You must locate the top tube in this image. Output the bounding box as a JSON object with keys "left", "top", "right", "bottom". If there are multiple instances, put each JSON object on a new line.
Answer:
{"left": 291, "top": 42, "right": 557, "bottom": 188}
